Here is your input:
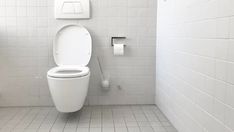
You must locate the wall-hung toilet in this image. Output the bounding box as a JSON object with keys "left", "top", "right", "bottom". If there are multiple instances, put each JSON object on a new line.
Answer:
{"left": 47, "top": 24, "right": 92, "bottom": 113}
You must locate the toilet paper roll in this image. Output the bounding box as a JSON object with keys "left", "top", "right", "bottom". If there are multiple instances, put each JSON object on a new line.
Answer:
{"left": 113, "top": 44, "right": 124, "bottom": 56}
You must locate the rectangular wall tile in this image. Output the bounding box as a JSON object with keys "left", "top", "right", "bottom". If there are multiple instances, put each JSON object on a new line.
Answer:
{"left": 157, "top": 0, "right": 234, "bottom": 131}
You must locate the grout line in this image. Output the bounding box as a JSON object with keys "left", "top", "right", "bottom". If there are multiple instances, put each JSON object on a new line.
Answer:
{"left": 62, "top": 112, "right": 73, "bottom": 131}
{"left": 75, "top": 109, "right": 82, "bottom": 132}
{"left": 140, "top": 105, "right": 155, "bottom": 131}
{"left": 88, "top": 106, "right": 92, "bottom": 132}
{"left": 11, "top": 107, "right": 33, "bottom": 131}
{"left": 36, "top": 107, "right": 54, "bottom": 131}
{"left": 110, "top": 105, "right": 116, "bottom": 132}
{"left": 101, "top": 105, "right": 103, "bottom": 132}
{"left": 0, "top": 108, "right": 22, "bottom": 130}
{"left": 152, "top": 106, "right": 170, "bottom": 132}
{"left": 48, "top": 108, "right": 60, "bottom": 131}
{"left": 122, "top": 106, "right": 130, "bottom": 132}
{"left": 130, "top": 105, "right": 141, "bottom": 132}
{"left": 24, "top": 107, "right": 42, "bottom": 130}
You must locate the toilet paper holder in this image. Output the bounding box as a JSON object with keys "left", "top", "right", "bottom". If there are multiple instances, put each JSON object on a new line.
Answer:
{"left": 111, "top": 37, "right": 126, "bottom": 46}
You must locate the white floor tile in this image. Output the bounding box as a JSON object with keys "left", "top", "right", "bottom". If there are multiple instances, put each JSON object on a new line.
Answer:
{"left": 76, "top": 127, "right": 89, "bottom": 132}
{"left": 115, "top": 127, "right": 128, "bottom": 132}
{"left": 89, "top": 127, "right": 101, "bottom": 132}
{"left": 0, "top": 105, "right": 177, "bottom": 132}
{"left": 127, "top": 127, "right": 141, "bottom": 132}
{"left": 102, "top": 127, "right": 115, "bottom": 132}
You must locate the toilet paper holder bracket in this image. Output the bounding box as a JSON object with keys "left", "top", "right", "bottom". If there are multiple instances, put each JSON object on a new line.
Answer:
{"left": 111, "top": 37, "right": 126, "bottom": 46}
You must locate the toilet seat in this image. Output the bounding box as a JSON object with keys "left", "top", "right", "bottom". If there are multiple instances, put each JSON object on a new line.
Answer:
{"left": 48, "top": 25, "right": 92, "bottom": 79}
{"left": 48, "top": 66, "right": 89, "bottom": 78}
{"left": 53, "top": 25, "right": 92, "bottom": 67}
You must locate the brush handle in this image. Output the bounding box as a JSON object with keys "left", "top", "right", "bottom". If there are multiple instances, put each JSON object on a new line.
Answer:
{"left": 96, "top": 56, "right": 105, "bottom": 80}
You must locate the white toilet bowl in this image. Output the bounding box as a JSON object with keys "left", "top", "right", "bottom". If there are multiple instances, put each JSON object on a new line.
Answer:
{"left": 47, "top": 25, "right": 92, "bottom": 113}
{"left": 47, "top": 66, "right": 90, "bottom": 112}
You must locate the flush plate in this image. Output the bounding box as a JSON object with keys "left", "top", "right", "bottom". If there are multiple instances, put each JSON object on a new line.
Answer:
{"left": 55, "top": 0, "right": 90, "bottom": 19}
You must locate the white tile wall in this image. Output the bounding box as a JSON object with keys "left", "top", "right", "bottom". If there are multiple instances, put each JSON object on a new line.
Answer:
{"left": 156, "top": 0, "right": 234, "bottom": 132}
{"left": 0, "top": 0, "right": 156, "bottom": 106}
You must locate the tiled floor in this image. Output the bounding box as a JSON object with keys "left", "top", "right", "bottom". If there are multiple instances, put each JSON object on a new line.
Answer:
{"left": 0, "top": 105, "right": 177, "bottom": 132}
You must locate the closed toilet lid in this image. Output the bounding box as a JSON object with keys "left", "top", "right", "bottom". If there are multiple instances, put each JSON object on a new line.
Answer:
{"left": 54, "top": 25, "right": 92, "bottom": 66}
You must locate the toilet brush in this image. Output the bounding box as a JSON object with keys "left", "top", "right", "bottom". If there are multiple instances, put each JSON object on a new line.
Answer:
{"left": 96, "top": 56, "right": 110, "bottom": 90}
